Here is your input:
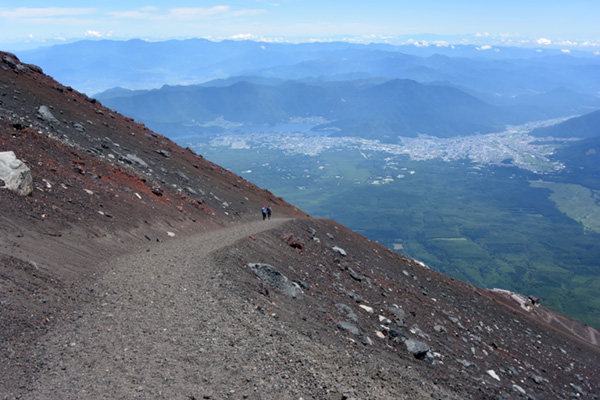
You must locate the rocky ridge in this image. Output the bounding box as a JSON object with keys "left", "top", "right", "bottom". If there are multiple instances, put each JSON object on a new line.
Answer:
{"left": 1, "top": 51, "right": 599, "bottom": 399}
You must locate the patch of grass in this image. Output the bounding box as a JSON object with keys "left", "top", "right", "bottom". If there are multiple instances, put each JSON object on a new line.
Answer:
{"left": 530, "top": 181, "right": 600, "bottom": 234}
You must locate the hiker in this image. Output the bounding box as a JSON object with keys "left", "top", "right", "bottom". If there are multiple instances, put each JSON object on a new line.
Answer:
{"left": 267, "top": 206, "right": 272, "bottom": 220}
{"left": 261, "top": 205, "right": 267, "bottom": 220}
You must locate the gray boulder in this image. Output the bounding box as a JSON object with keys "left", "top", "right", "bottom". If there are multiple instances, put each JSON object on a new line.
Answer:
{"left": 336, "top": 303, "right": 358, "bottom": 322}
{"left": 248, "top": 263, "right": 303, "bottom": 299}
{"left": 37, "top": 106, "right": 60, "bottom": 125}
{"left": 405, "top": 339, "right": 430, "bottom": 359}
{"left": 388, "top": 304, "right": 407, "bottom": 323}
{"left": 337, "top": 321, "right": 361, "bottom": 336}
{"left": 0, "top": 151, "right": 33, "bottom": 196}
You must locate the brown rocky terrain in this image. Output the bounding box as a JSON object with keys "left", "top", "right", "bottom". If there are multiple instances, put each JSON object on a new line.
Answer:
{"left": 1, "top": 51, "right": 599, "bottom": 399}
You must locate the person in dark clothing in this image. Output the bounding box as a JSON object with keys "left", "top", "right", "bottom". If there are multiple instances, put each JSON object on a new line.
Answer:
{"left": 261, "top": 205, "right": 267, "bottom": 220}
{"left": 267, "top": 206, "right": 272, "bottom": 220}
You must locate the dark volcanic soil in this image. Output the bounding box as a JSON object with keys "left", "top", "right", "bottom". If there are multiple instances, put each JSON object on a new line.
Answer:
{"left": 1, "top": 52, "right": 599, "bottom": 399}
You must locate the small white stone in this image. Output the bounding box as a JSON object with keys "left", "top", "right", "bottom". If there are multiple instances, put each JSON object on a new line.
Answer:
{"left": 359, "top": 305, "right": 373, "bottom": 313}
{"left": 513, "top": 384, "right": 526, "bottom": 394}
{"left": 486, "top": 369, "right": 500, "bottom": 381}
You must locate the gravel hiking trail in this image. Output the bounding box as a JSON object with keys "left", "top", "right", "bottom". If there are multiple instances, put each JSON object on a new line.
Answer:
{"left": 17, "top": 217, "right": 440, "bottom": 400}
{"left": 21, "top": 219, "right": 299, "bottom": 399}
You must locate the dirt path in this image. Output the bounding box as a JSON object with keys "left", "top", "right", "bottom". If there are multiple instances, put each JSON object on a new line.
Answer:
{"left": 22, "top": 219, "right": 298, "bottom": 399}
{"left": 15, "top": 217, "right": 441, "bottom": 400}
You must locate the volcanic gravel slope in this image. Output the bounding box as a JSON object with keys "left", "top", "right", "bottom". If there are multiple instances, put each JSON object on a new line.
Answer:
{"left": 1, "top": 52, "right": 599, "bottom": 399}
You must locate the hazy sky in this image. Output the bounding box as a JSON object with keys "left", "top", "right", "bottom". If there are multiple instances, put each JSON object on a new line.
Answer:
{"left": 1, "top": 1, "right": 599, "bottom": 51}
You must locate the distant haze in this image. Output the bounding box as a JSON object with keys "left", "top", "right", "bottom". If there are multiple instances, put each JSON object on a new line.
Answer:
{"left": 1, "top": 2, "right": 599, "bottom": 53}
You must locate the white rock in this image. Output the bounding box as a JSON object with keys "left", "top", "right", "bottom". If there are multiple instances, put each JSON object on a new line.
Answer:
{"left": 332, "top": 246, "right": 347, "bottom": 256}
{"left": 513, "top": 384, "right": 526, "bottom": 394}
{"left": 0, "top": 151, "right": 32, "bottom": 196}
{"left": 378, "top": 315, "right": 392, "bottom": 324}
{"left": 359, "top": 305, "right": 374, "bottom": 313}
{"left": 167, "top": 232, "right": 176, "bottom": 237}
{"left": 376, "top": 331, "right": 386, "bottom": 339}
{"left": 486, "top": 369, "right": 500, "bottom": 381}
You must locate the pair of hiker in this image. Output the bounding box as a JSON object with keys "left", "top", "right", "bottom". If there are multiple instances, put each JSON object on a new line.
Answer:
{"left": 261, "top": 205, "right": 272, "bottom": 220}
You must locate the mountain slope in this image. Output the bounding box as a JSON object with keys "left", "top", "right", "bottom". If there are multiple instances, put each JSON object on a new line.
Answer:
{"left": 530, "top": 109, "right": 600, "bottom": 138}
{"left": 1, "top": 51, "right": 599, "bottom": 399}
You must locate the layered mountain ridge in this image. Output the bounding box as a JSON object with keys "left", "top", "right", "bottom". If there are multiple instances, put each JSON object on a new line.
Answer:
{"left": 1, "top": 51, "right": 599, "bottom": 399}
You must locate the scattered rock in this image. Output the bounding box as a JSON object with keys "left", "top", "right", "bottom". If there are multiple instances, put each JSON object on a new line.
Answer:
{"left": 332, "top": 246, "right": 347, "bottom": 256}
{"left": 434, "top": 325, "right": 447, "bottom": 334}
{"left": 72, "top": 122, "right": 85, "bottom": 132}
{"left": 530, "top": 374, "right": 547, "bottom": 385}
{"left": 37, "top": 105, "right": 60, "bottom": 125}
{"left": 456, "top": 359, "right": 475, "bottom": 368}
{"left": 387, "top": 305, "right": 406, "bottom": 323}
{"left": 0, "top": 151, "right": 33, "bottom": 196}
{"left": 337, "top": 321, "right": 361, "bottom": 336}
{"left": 405, "top": 339, "right": 430, "bottom": 359}
{"left": 570, "top": 383, "right": 585, "bottom": 396}
{"left": 124, "top": 154, "right": 148, "bottom": 168}
{"left": 512, "top": 384, "right": 526, "bottom": 395}
{"left": 359, "top": 304, "right": 374, "bottom": 314}
{"left": 486, "top": 369, "right": 500, "bottom": 381}
{"left": 348, "top": 267, "right": 363, "bottom": 282}
{"left": 248, "top": 263, "right": 303, "bottom": 299}
{"left": 283, "top": 234, "right": 304, "bottom": 250}
{"left": 336, "top": 304, "right": 358, "bottom": 322}
{"left": 156, "top": 149, "right": 171, "bottom": 158}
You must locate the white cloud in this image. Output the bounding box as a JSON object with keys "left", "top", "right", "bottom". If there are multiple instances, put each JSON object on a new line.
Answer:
{"left": 85, "top": 30, "right": 113, "bottom": 38}
{"left": 561, "top": 49, "right": 571, "bottom": 53}
{"left": 407, "top": 39, "right": 430, "bottom": 47}
{"left": 230, "top": 33, "right": 257, "bottom": 40}
{"left": 557, "top": 40, "right": 577, "bottom": 47}
{"left": 109, "top": 6, "right": 264, "bottom": 22}
{"left": 477, "top": 45, "right": 492, "bottom": 51}
{"left": 0, "top": 7, "right": 94, "bottom": 19}
{"left": 536, "top": 38, "right": 552, "bottom": 45}
{"left": 499, "top": 33, "right": 519, "bottom": 38}
{"left": 580, "top": 41, "right": 599, "bottom": 47}
{"left": 475, "top": 32, "right": 490, "bottom": 37}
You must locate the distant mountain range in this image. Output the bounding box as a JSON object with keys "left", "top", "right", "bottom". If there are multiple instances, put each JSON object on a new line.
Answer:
{"left": 16, "top": 38, "right": 600, "bottom": 100}
{"left": 96, "top": 78, "right": 592, "bottom": 142}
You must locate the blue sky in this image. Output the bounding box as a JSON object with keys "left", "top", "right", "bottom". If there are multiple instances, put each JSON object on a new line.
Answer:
{"left": 1, "top": 1, "right": 599, "bottom": 51}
